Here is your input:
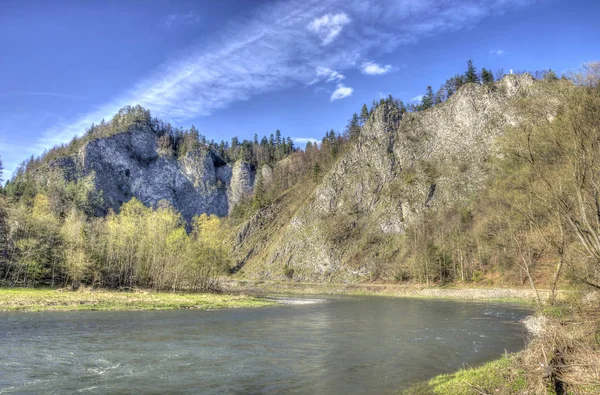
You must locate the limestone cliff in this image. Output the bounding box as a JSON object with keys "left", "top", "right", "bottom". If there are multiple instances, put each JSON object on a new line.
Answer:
{"left": 234, "top": 74, "right": 562, "bottom": 281}
{"left": 54, "top": 125, "right": 255, "bottom": 222}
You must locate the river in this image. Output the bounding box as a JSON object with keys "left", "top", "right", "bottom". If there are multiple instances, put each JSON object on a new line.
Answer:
{"left": 0, "top": 296, "right": 531, "bottom": 394}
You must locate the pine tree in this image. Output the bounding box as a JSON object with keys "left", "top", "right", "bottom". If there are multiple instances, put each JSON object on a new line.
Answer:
{"left": 395, "top": 99, "right": 407, "bottom": 114}
{"left": 313, "top": 162, "right": 321, "bottom": 183}
{"left": 347, "top": 113, "right": 361, "bottom": 141}
{"left": 465, "top": 60, "right": 480, "bottom": 84}
{"left": 0, "top": 154, "right": 3, "bottom": 187}
{"left": 544, "top": 69, "right": 558, "bottom": 81}
{"left": 360, "top": 104, "right": 369, "bottom": 125}
{"left": 421, "top": 86, "right": 435, "bottom": 110}
{"left": 481, "top": 68, "right": 494, "bottom": 85}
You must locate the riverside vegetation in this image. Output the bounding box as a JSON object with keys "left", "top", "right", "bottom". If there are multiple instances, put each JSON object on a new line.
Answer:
{"left": 1, "top": 60, "right": 600, "bottom": 393}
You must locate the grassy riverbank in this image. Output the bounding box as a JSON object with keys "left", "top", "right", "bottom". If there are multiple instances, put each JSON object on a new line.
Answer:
{"left": 0, "top": 288, "right": 276, "bottom": 312}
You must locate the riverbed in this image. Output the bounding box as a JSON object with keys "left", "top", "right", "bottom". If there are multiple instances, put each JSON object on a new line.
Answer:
{"left": 0, "top": 295, "right": 531, "bottom": 394}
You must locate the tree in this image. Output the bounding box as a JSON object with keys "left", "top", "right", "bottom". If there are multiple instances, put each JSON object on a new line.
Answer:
{"left": 465, "top": 60, "right": 480, "bottom": 84}
{"left": 421, "top": 86, "right": 435, "bottom": 110}
{"left": 481, "top": 68, "right": 494, "bottom": 85}
{"left": 544, "top": 69, "right": 558, "bottom": 81}
{"left": 313, "top": 162, "right": 322, "bottom": 183}
{"left": 346, "top": 113, "right": 361, "bottom": 141}
{"left": 360, "top": 104, "right": 369, "bottom": 125}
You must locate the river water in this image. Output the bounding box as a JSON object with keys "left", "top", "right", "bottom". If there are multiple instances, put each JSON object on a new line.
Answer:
{"left": 0, "top": 296, "right": 531, "bottom": 394}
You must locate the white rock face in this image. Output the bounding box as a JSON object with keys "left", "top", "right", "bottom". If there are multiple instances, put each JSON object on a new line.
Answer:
{"left": 227, "top": 161, "right": 256, "bottom": 214}
{"left": 64, "top": 126, "right": 255, "bottom": 222}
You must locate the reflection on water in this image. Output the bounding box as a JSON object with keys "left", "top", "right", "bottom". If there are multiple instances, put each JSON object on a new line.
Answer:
{"left": 0, "top": 296, "right": 531, "bottom": 394}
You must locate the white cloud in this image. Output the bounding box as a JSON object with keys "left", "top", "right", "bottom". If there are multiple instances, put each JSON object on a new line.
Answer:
{"left": 360, "top": 61, "right": 392, "bottom": 75}
{"left": 307, "top": 12, "right": 350, "bottom": 45}
{"left": 292, "top": 137, "right": 319, "bottom": 144}
{"left": 166, "top": 11, "right": 200, "bottom": 27}
{"left": 489, "top": 49, "right": 507, "bottom": 56}
{"left": 20, "top": 0, "right": 536, "bottom": 173}
{"left": 308, "top": 66, "right": 345, "bottom": 85}
{"left": 330, "top": 84, "right": 353, "bottom": 101}
{"left": 411, "top": 94, "right": 424, "bottom": 102}
{"left": 316, "top": 66, "right": 345, "bottom": 82}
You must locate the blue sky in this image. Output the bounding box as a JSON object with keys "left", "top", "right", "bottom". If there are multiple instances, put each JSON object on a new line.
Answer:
{"left": 1, "top": 0, "right": 599, "bottom": 178}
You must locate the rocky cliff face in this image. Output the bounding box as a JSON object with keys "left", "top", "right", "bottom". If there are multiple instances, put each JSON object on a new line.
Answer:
{"left": 234, "top": 74, "right": 561, "bottom": 281}
{"left": 55, "top": 125, "right": 255, "bottom": 222}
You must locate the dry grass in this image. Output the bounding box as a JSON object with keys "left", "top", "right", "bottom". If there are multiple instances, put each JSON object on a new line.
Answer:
{"left": 403, "top": 291, "right": 600, "bottom": 395}
{"left": 516, "top": 297, "right": 600, "bottom": 394}
{"left": 0, "top": 287, "right": 276, "bottom": 312}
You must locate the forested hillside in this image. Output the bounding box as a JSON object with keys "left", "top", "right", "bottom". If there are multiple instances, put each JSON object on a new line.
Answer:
{"left": 1, "top": 61, "right": 599, "bottom": 300}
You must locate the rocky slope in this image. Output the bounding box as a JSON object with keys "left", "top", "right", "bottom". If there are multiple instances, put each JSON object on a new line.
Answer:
{"left": 53, "top": 125, "right": 256, "bottom": 222}
{"left": 234, "top": 74, "right": 562, "bottom": 281}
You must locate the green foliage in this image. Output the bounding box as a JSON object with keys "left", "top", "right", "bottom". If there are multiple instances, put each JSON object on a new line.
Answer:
{"left": 403, "top": 355, "right": 527, "bottom": 395}
{"left": 0, "top": 197, "right": 230, "bottom": 291}
{"left": 481, "top": 67, "right": 495, "bottom": 84}
{"left": 360, "top": 103, "right": 369, "bottom": 125}
{"left": 465, "top": 59, "right": 480, "bottom": 84}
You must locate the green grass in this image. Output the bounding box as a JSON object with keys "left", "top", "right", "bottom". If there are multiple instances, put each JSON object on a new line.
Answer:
{"left": 403, "top": 355, "right": 528, "bottom": 395}
{"left": 0, "top": 288, "right": 276, "bottom": 312}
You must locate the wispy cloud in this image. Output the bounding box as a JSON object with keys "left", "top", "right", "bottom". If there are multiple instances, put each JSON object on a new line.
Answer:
{"left": 27, "top": 0, "right": 536, "bottom": 166}
{"left": 308, "top": 66, "right": 345, "bottom": 85}
{"left": 292, "top": 137, "right": 319, "bottom": 144}
{"left": 411, "top": 94, "right": 424, "bottom": 102}
{"left": 307, "top": 12, "right": 350, "bottom": 45}
{"left": 166, "top": 11, "right": 200, "bottom": 27}
{"left": 360, "top": 61, "right": 392, "bottom": 75}
{"left": 6, "top": 91, "right": 87, "bottom": 100}
{"left": 330, "top": 84, "right": 353, "bottom": 101}
{"left": 489, "top": 49, "right": 507, "bottom": 56}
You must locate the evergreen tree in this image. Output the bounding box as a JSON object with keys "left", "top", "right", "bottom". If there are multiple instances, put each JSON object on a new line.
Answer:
{"left": 481, "top": 68, "right": 495, "bottom": 85}
{"left": 347, "top": 113, "right": 361, "bottom": 141}
{"left": 465, "top": 60, "right": 480, "bottom": 84}
{"left": 395, "top": 99, "right": 407, "bottom": 114}
{"left": 360, "top": 104, "right": 369, "bottom": 125}
{"left": 544, "top": 69, "right": 558, "bottom": 81}
{"left": 421, "top": 86, "right": 435, "bottom": 110}
{"left": 313, "top": 162, "right": 321, "bottom": 183}
{"left": 0, "top": 154, "right": 3, "bottom": 187}
{"left": 370, "top": 99, "right": 378, "bottom": 114}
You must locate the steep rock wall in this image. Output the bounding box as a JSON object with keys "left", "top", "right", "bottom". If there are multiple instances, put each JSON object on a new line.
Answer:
{"left": 235, "top": 74, "right": 559, "bottom": 281}
{"left": 53, "top": 126, "right": 255, "bottom": 222}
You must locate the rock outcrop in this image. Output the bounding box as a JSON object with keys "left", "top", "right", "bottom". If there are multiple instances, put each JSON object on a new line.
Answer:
{"left": 54, "top": 126, "right": 255, "bottom": 222}
{"left": 234, "top": 74, "right": 561, "bottom": 281}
